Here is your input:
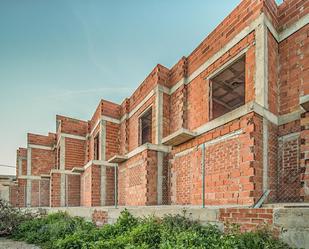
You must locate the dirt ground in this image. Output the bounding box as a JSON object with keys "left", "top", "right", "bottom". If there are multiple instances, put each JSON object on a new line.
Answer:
{"left": 0, "top": 238, "right": 40, "bottom": 249}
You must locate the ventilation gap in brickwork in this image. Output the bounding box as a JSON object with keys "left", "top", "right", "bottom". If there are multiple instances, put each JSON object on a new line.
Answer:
{"left": 210, "top": 56, "right": 245, "bottom": 120}
{"left": 94, "top": 134, "right": 100, "bottom": 160}
{"left": 139, "top": 108, "right": 152, "bottom": 145}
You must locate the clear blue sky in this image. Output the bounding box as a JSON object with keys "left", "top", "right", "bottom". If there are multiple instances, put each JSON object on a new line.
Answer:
{"left": 0, "top": 0, "right": 281, "bottom": 174}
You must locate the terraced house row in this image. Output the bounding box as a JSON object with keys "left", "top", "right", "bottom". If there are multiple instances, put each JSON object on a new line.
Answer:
{"left": 9, "top": 0, "right": 309, "bottom": 208}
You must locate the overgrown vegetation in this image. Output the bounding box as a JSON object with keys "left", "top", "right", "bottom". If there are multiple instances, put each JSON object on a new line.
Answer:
{"left": 0, "top": 199, "right": 38, "bottom": 236}
{"left": 8, "top": 208, "right": 290, "bottom": 249}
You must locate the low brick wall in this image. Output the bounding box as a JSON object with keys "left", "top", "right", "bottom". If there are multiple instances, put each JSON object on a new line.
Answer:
{"left": 219, "top": 208, "right": 273, "bottom": 232}
{"left": 39, "top": 205, "right": 309, "bottom": 249}
{"left": 92, "top": 210, "right": 108, "bottom": 227}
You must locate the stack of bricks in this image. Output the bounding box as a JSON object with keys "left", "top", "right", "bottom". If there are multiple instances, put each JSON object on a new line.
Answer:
{"left": 9, "top": 0, "right": 309, "bottom": 209}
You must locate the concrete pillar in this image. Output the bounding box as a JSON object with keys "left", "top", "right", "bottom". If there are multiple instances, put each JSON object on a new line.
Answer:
{"left": 26, "top": 148, "right": 31, "bottom": 207}
{"left": 100, "top": 120, "right": 106, "bottom": 161}
{"left": 155, "top": 86, "right": 163, "bottom": 144}
{"left": 59, "top": 137, "right": 66, "bottom": 207}
{"left": 100, "top": 120, "right": 107, "bottom": 206}
{"left": 255, "top": 19, "right": 268, "bottom": 109}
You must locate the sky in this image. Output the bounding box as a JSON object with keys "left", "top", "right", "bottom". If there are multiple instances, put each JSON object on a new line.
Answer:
{"left": 0, "top": 0, "right": 283, "bottom": 175}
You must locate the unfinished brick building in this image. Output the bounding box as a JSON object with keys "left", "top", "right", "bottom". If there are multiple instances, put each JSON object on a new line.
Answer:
{"left": 10, "top": 0, "right": 309, "bottom": 208}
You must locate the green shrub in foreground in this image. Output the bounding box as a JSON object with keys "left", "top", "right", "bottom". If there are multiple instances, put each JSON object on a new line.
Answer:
{"left": 0, "top": 199, "right": 38, "bottom": 236}
{"left": 12, "top": 210, "right": 290, "bottom": 249}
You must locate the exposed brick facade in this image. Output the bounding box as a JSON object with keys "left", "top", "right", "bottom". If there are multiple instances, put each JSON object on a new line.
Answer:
{"left": 10, "top": 0, "right": 309, "bottom": 209}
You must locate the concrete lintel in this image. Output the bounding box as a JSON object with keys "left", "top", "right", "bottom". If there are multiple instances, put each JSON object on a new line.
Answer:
{"left": 194, "top": 101, "right": 280, "bottom": 137}
{"left": 278, "top": 109, "right": 303, "bottom": 125}
{"left": 174, "top": 129, "right": 243, "bottom": 158}
{"left": 162, "top": 128, "right": 196, "bottom": 146}
{"left": 28, "top": 144, "right": 53, "bottom": 150}
{"left": 279, "top": 132, "right": 300, "bottom": 142}
{"left": 50, "top": 169, "right": 80, "bottom": 175}
{"left": 40, "top": 174, "right": 51, "bottom": 179}
{"left": 108, "top": 155, "right": 128, "bottom": 163}
{"left": 194, "top": 102, "right": 254, "bottom": 135}
{"left": 101, "top": 115, "right": 121, "bottom": 124}
{"left": 60, "top": 133, "right": 86, "bottom": 141}
{"left": 18, "top": 175, "right": 42, "bottom": 180}
{"left": 83, "top": 160, "right": 117, "bottom": 171}
{"left": 71, "top": 167, "right": 84, "bottom": 173}
{"left": 126, "top": 143, "right": 171, "bottom": 159}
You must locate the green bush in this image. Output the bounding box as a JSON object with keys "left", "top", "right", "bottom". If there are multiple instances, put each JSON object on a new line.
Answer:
{"left": 11, "top": 209, "right": 290, "bottom": 249}
{"left": 0, "top": 199, "right": 37, "bottom": 236}
{"left": 12, "top": 212, "right": 95, "bottom": 248}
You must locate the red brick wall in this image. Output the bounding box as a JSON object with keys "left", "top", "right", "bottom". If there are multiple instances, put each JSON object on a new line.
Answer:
{"left": 219, "top": 208, "right": 273, "bottom": 232}
{"left": 31, "top": 149, "right": 55, "bottom": 175}
{"left": 278, "top": 0, "right": 309, "bottom": 31}
{"left": 80, "top": 166, "right": 92, "bottom": 206}
{"left": 50, "top": 173, "right": 61, "bottom": 207}
{"left": 67, "top": 174, "right": 80, "bottom": 206}
{"left": 80, "top": 164, "right": 115, "bottom": 207}
{"left": 57, "top": 115, "right": 88, "bottom": 137}
{"left": 106, "top": 122, "right": 120, "bottom": 160}
{"left": 9, "top": 185, "right": 18, "bottom": 207}
{"left": 28, "top": 133, "right": 55, "bottom": 147}
{"left": 16, "top": 148, "right": 27, "bottom": 176}
{"left": 30, "top": 179, "right": 50, "bottom": 207}
{"left": 92, "top": 210, "right": 108, "bottom": 226}
{"left": 118, "top": 150, "right": 159, "bottom": 206}
{"left": 279, "top": 25, "right": 309, "bottom": 115}
{"left": 106, "top": 167, "right": 115, "bottom": 206}
{"left": 65, "top": 138, "right": 86, "bottom": 170}
{"left": 170, "top": 113, "right": 262, "bottom": 206}
{"left": 17, "top": 179, "right": 26, "bottom": 207}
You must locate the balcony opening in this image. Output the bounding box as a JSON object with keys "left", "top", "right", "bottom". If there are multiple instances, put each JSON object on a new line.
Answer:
{"left": 210, "top": 56, "right": 245, "bottom": 120}
{"left": 94, "top": 134, "right": 100, "bottom": 160}
{"left": 139, "top": 108, "right": 152, "bottom": 145}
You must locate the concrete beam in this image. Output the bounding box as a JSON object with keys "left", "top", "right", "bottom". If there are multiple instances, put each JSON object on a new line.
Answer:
{"left": 28, "top": 144, "right": 53, "bottom": 150}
